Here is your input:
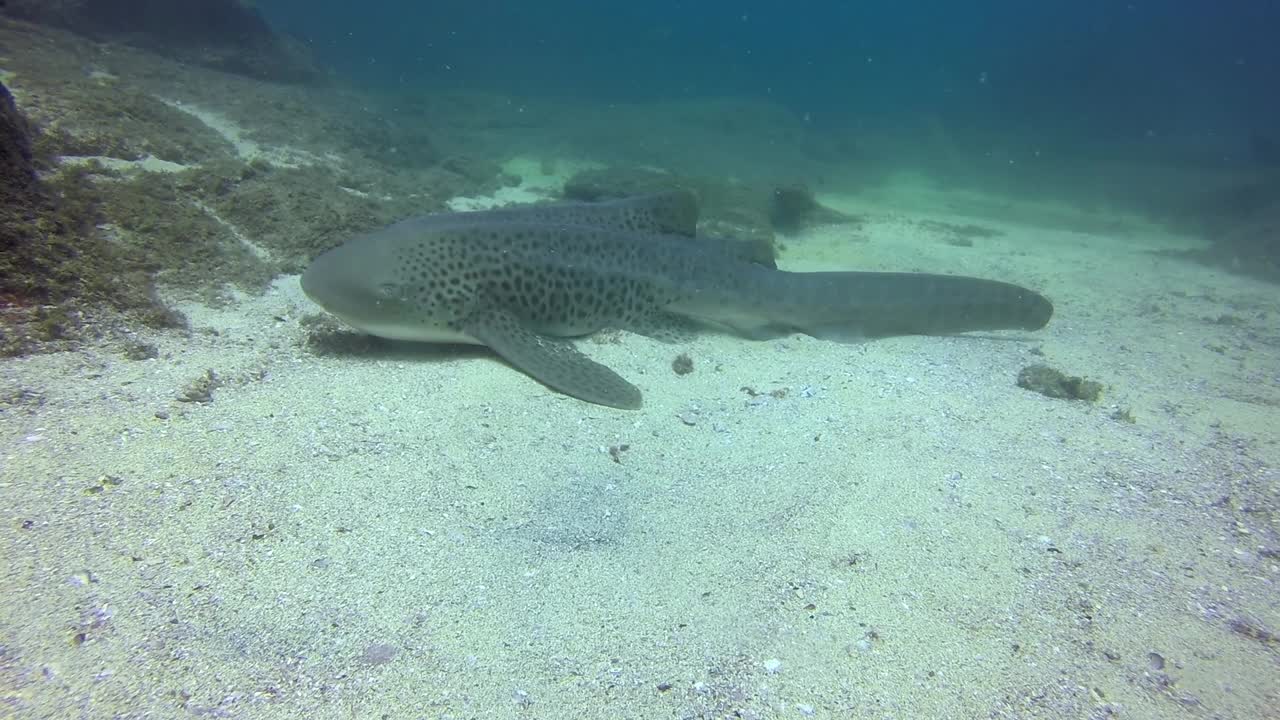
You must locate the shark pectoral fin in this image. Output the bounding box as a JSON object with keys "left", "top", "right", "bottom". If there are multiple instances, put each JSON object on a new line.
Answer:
{"left": 463, "top": 309, "right": 643, "bottom": 409}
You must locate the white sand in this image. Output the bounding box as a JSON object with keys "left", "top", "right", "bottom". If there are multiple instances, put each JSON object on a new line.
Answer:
{"left": 55, "top": 154, "right": 189, "bottom": 173}
{"left": 3, "top": 175, "right": 1277, "bottom": 719}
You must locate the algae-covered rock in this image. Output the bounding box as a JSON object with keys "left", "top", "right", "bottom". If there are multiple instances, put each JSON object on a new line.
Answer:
{"left": 563, "top": 167, "right": 776, "bottom": 245}
{"left": 1017, "top": 364, "right": 1104, "bottom": 402}
{"left": 93, "top": 169, "right": 277, "bottom": 292}
{"left": 562, "top": 166, "right": 781, "bottom": 260}
{"left": 34, "top": 86, "right": 236, "bottom": 164}
{"left": 563, "top": 167, "right": 859, "bottom": 250}
{"left": 1, "top": 83, "right": 185, "bottom": 355}
{"left": 0, "top": 19, "right": 515, "bottom": 356}
{"left": 563, "top": 167, "right": 701, "bottom": 202}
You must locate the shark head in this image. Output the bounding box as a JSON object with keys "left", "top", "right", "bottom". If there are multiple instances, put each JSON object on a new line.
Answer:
{"left": 301, "top": 223, "right": 462, "bottom": 342}
{"left": 301, "top": 194, "right": 708, "bottom": 346}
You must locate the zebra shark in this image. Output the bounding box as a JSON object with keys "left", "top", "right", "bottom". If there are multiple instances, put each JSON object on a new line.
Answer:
{"left": 301, "top": 192, "right": 1052, "bottom": 408}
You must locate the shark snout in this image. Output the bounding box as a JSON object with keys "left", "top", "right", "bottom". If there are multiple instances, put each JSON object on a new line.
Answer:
{"left": 300, "top": 245, "right": 347, "bottom": 309}
{"left": 301, "top": 240, "right": 391, "bottom": 322}
{"left": 1024, "top": 290, "right": 1054, "bottom": 330}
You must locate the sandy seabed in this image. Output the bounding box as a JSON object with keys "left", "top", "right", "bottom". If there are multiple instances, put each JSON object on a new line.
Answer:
{"left": 3, "top": 168, "right": 1278, "bottom": 720}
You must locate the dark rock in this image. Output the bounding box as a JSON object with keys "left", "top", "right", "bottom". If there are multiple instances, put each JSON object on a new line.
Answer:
{"left": 696, "top": 201, "right": 776, "bottom": 252}
{"left": 1, "top": 79, "right": 53, "bottom": 303}
{"left": 563, "top": 166, "right": 776, "bottom": 247}
{"left": 769, "top": 183, "right": 819, "bottom": 234}
{"left": 1167, "top": 176, "right": 1280, "bottom": 282}
{"left": 2, "top": 0, "right": 323, "bottom": 84}
{"left": 769, "top": 182, "right": 863, "bottom": 235}
{"left": 671, "top": 353, "right": 694, "bottom": 376}
{"left": 563, "top": 166, "right": 860, "bottom": 253}
{"left": 1210, "top": 199, "right": 1280, "bottom": 278}
{"left": 0, "top": 81, "right": 38, "bottom": 210}
{"left": 563, "top": 167, "right": 700, "bottom": 202}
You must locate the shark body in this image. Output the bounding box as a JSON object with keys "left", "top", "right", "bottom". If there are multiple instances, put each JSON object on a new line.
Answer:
{"left": 301, "top": 192, "right": 1053, "bottom": 408}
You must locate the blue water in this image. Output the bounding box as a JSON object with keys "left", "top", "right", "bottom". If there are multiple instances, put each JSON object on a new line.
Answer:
{"left": 4, "top": 4, "right": 1280, "bottom": 718}
{"left": 259, "top": 1, "right": 1280, "bottom": 146}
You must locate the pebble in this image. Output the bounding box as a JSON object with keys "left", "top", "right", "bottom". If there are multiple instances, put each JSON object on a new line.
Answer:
{"left": 1148, "top": 652, "right": 1165, "bottom": 671}
{"left": 360, "top": 643, "right": 398, "bottom": 666}
{"left": 512, "top": 689, "right": 532, "bottom": 708}
{"left": 763, "top": 658, "right": 782, "bottom": 674}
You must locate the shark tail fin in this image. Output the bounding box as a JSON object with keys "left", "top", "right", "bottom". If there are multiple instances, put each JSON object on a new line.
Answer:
{"left": 782, "top": 271, "right": 1054, "bottom": 341}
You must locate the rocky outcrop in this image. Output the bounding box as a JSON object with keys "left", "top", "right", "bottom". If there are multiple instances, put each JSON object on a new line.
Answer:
{"left": 0, "top": 81, "right": 38, "bottom": 212}
{"left": 0, "top": 81, "right": 183, "bottom": 355}
{"left": 563, "top": 166, "right": 776, "bottom": 248}
{"left": 2, "top": 0, "right": 322, "bottom": 84}
{"left": 562, "top": 167, "right": 863, "bottom": 251}
{"left": 1167, "top": 174, "right": 1280, "bottom": 282}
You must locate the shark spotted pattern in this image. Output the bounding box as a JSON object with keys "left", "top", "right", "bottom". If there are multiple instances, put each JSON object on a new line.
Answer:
{"left": 301, "top": 192, "right": 1053, "bottom": 408}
